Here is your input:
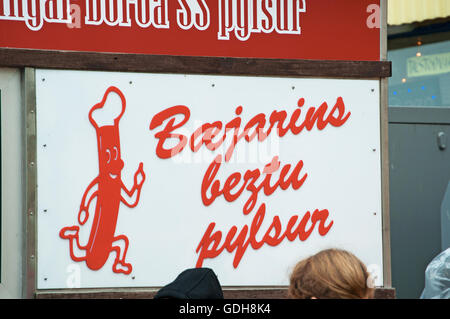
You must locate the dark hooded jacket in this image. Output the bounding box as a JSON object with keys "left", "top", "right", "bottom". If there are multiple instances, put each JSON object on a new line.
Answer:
{"left": 154, "top": 268, "right": 224, "bottom": 299}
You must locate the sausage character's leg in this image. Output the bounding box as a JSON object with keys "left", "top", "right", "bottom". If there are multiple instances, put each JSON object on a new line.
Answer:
{"left": 111, "top": 235, "right": 132, "bottom": 274}
{"left": 121, "top": 163, "right": 145, "bottom": 208}
{"left": 59, "top": 226, "right": 87, "bottom": 262}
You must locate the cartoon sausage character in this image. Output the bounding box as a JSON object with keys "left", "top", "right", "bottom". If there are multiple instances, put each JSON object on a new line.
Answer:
{"left": 60, "top": 86, "right": 145, "bottom": 275}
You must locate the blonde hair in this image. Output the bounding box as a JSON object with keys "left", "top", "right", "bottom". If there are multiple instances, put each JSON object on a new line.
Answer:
{"left": 288, "top": 249, "right": 374, "bottom": 299}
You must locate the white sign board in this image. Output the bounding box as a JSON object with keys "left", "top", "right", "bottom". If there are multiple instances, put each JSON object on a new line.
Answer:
{"left": 36, "top": 69, "right": 383, "bottom": 289}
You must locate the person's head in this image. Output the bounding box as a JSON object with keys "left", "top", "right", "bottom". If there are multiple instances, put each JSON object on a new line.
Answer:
{"left": 154, "top": 268, "right": 224, "bottom": 299}
{"left": 288, "top": 248, "right": 374, "bottom": 299}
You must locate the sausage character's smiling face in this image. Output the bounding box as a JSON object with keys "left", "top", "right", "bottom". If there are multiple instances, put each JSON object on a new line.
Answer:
{"left": 104, "top": 145, "right": 124, "bottom": 180}
{"left": 98, "top": 126, "right": 124, "bottom": 180}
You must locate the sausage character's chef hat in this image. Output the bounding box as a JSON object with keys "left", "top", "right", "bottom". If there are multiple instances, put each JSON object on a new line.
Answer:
{"left": 89, "top": 86, "right": 126, "bottom": 129}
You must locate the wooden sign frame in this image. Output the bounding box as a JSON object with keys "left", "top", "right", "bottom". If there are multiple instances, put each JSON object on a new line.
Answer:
{"left": 0, "top": 0, "right": 393, "bottom": 299}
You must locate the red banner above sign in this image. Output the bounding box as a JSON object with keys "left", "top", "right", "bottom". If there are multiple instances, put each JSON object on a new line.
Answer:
{"left": 0, "top": 0, "right": 381, "bottom": 61}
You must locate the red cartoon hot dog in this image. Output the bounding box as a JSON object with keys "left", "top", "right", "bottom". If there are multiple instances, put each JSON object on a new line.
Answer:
{"left": 60, "top": 86, "right": 145, "bottom": 275}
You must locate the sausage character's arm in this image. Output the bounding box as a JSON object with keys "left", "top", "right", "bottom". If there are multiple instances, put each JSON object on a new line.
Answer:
{"left": 121, "top": 163, "right": 145, "bottom": 208}
{"left": 78, "top": 176, "right": 99, "bottom": 225}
